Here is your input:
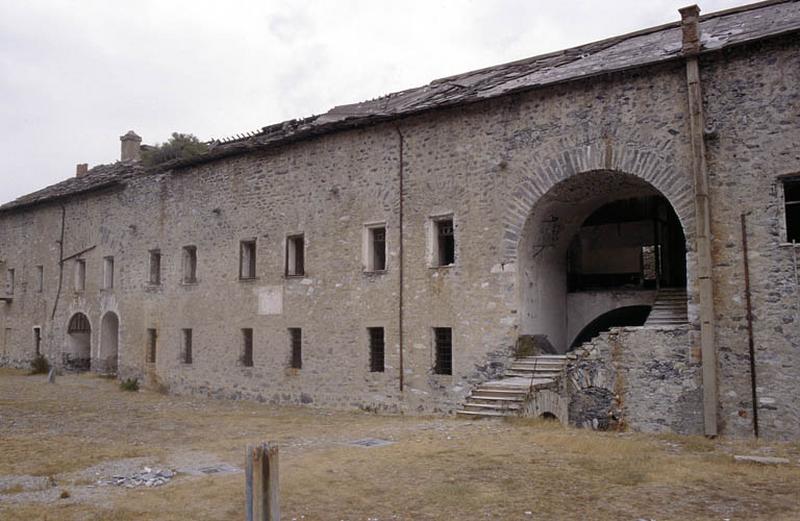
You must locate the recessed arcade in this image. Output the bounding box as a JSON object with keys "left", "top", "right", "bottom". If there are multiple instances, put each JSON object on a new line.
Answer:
{"left": 518, "top": 170, "right": 687, "bottom": 353}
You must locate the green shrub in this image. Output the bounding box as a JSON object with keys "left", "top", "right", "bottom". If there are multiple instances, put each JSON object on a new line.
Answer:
{"left": 141, "top": 132, "right": 208, "bottom": 166}
{"left": 29, "top": 354, "right": 50, "bottom": 375}
{"left": 120, "top": 378, "right": 140, "bottom": 392}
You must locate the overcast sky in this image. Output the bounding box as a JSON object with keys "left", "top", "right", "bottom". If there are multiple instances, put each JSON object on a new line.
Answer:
{"left": 0, "top": 0, "right": 746, "bottom": 204}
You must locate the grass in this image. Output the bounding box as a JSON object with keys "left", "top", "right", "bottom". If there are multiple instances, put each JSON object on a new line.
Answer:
{"left": 0, "top": 368, "right": 798, "bottom": 520}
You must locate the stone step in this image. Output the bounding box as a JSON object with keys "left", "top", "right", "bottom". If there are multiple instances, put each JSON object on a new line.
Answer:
{"left": 455, "top": 409, "right": 511, "bottom": 418}
{"left": 469, "top": 392, "right": 525, "bottom": 400}
{"left": 504, "top": 370, "right": 564, "bottom": 378}
{"left": 462, "top": 402, "right": 522, "bottom": 411}
{"left": 509, "top": 364, "right": 565, "bottom": 371}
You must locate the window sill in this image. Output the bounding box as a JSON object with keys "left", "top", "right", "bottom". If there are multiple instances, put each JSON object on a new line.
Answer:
{"left": 238, "top": 277, "right": 259, "bottom": 283}
{"left": 429, "top": 264, "right": 455, "bottom": 270}
{"left": 778, "top": 242, "right": 800, "bottom": 248}
{"left": 364, "top": 270, "right": 388, "bottom": 275}
{"left": 181, "top": 280, "right": 199, "bottom": 286}
{"left": 284, "top": 274, "right": 306, "bottom": 279}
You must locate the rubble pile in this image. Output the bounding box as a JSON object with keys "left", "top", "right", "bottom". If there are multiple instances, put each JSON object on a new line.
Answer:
{"left": 102, "top": 467, "right": 175, "bottom": 488}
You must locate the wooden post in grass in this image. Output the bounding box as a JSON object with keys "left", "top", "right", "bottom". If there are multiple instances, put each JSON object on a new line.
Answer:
{"left": 246, "top": 442, "right": 279, "bottom": 521}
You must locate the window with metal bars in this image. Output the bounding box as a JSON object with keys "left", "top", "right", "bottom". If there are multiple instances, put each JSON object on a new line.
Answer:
{"left": 784, "top": 178, "right": 800, "bottom": 243}
{"left": 239, "top": 240, "right": 256, "bottom": 279}
{"left": 285, "top": 235, "right": 305, "bottom": 277}
{"left": 146, "top": 328, "right": 157, "bottom": 364}
{"left": 241, "top": 328, "right": 253, "bottom": 367}
{"left": 368, "top": 327, "right": 385, "bottom": 372}
{"left": 182, "top": 328, "right": 193, "bottom": 364}
{"left": 34, "top": 327, "right": 41, "bottom": 356}
{"left": 289, "top": 328, "right": 302, "bottom": 369}
{"left": 433, "top": 327, "right": 452, "bottom": 375}
{"left": 365, "top": 226, "right": 387, "bottom": 272}
{"left": 433, "top": 218, "right": 455, "bottom": 266}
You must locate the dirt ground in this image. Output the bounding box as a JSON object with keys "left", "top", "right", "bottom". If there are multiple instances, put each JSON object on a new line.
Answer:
{"left": 1, "top": 369, "right": 798, "bottom": 521}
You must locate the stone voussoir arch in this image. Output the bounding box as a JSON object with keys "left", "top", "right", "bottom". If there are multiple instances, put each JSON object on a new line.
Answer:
{"left": 502, "top": 139, "right": 696, "bottom": 263}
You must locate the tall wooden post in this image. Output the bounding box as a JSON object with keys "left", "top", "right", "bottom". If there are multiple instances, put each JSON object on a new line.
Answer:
{"left": 246, "top": 443, "right": 280, "bottom": 521}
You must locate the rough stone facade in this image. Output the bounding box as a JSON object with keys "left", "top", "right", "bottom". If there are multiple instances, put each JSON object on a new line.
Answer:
{"left": 1, "top": 2, "right": 798, "bottom": 439}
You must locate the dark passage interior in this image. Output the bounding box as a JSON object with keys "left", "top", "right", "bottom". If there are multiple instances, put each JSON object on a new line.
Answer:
{"left": 567, "top": 195, "right": 686, "bottom": 292}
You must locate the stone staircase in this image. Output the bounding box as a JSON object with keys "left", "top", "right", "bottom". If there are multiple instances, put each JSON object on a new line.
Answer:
{"left": 644, "top": 287, "right": 688, "bottom": 326}
{"left": 456, "top": 355, "right": 569, "bottom": 418}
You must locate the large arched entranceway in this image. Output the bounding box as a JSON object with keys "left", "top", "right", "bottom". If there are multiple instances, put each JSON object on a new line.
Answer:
{"left": 518, "top": 170, "right": 687, "bottom": 353}
{"left": 99, "top": 312, "right": 119, "bottom": 374}
{"left": 65, "top": 312, "right": 91, "bottom": 371}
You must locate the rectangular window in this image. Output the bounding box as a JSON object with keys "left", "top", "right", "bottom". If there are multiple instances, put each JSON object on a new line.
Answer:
{"left": 365, "top": 225, "right": 387, "bottom": 272}
{"left": 182, "top": 328, "right": 193, "bottom": 364}
{"left": 241, "top": 328, "right": 254, "bottom": 367}
{"left": 784, "top": 178, "right": 800, "bottom": 243}
{"left": 149, "top": 250, "right": 162, "bottom": 285}
{"left": 285, "top": 235, "right": 305, "bottom": 277}
{"left": 36, "top": 265, "right": 43, "bottom": 292}
{"left": 3, "top": 328, "right": 11, "bottom": 355}
{"left": 103, "top": 256, "right": 114, "bottom": 289}
{"left": 289, "top": 328, "right": 302, "bottom": 369}
{"left": 433, "top": 217, "right": 455, "bottom": 267}
{"left": 239, "top": 240, "right": 256, "bottom": 279}
{"left": 368, "top": 327, "right": 385, "bottom": 373}
{"left": 146, "top": 328, "right": 158, "bottom": 364}
{"left": 74, "top": 259, "right": 86, "bottom": 292}
{"left": 433, "top": 327, "right": 453, "bottom": 375}
{"left": 33, "top": 327, "right": 41, "bottom": 356}
{"left": 182, "top": 246, "right": 197, "bottom": 283}
{"left": 5, "top": 269, "right": 14, "bottom": 295}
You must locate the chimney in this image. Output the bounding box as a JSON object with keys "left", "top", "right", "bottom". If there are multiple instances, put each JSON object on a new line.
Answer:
{"left": 120, "top": 130, "right": 142, "bottom": 162}
{"left": 679, "top": 5, "right": 701, "bottom": 54}
{"left": 76, "top": 163, "right": 89, "bottom": 177}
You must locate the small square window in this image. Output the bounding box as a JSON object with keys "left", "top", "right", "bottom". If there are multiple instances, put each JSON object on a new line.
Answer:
{"left": 103, "top": 256, "right": 115, "bottom": 289}
{"left": 182, "top": 328, "right": 193, "bottom": 364}
{"left": 431, "top": 217, "right": 455, "bottom": 267}
{"left": 368, "top": 327, "right": 385, "bottom": 372}
{"left": 286, "top": 235, "right": 305, "bottom": 277}
{"left": 289, "top": 328, "right": 302, "bottom": 369}
{"left": 74, "top": 259, "right": 86, "bottom": 292}
{"left": 240, "top": 240, "right": 257, "bottom": 279}
{"left": 241, "top": 328, "right": 254, "bottom": 367}
{"left": 146, "top": 328, "right": 158, "bottom": 364}
{"left": 182, "top": 246, "right": 197, "bottom": 283}
{"left": 149, "top": 250, "right": 162, "bottom": 285}
{"left": 433, "top": 327, "right": 452, "bottom": 375}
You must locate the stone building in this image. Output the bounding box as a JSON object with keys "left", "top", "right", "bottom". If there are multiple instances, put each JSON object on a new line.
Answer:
{"left": 1, "top": 1, "right": 798, "bottom": 439}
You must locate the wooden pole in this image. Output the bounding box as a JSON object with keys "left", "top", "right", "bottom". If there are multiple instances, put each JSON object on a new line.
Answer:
{"left": 246, "top": 443, "right": 280, "bottom": 521}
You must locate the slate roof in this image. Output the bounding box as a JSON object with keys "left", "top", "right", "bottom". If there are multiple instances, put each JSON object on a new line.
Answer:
{"left": 2, "top": 0, "right": 799, "bottom": 213}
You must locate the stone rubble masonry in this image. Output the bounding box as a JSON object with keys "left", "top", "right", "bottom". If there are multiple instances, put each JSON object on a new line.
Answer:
{"left": 0, "top": 32, "right": 798, "bottom": 440}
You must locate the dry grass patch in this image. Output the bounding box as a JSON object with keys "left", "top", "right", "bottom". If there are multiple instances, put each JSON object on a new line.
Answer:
{"left": 1, "top": 369, "right": 799, "bottom": 521}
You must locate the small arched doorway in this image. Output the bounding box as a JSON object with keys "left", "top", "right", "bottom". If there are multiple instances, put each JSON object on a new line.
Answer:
{"left": 66, "top": 312, "right": 91, "bottom": 371}
{"left": 99, "top": 312, "right": 119, "bottom": 374}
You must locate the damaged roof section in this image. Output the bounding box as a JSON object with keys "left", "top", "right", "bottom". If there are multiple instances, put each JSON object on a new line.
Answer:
{"left": 0, "top": 162, "right": 144, "bottom": 213}
{"left": 186, "top": 0, "right": 800, "bottom": 165}
{"left": 2, "top": 0, "right": 799, "bottom": 213}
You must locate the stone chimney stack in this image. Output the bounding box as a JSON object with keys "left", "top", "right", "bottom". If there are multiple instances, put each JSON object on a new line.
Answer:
{"left": 120, "top": 130, "right": 142, "bottom": 162}
{"left": 76, "top": 163, "right": 89, "bottom": 177}
{"left": 679, "top": 5, "right": 701, "bottom": 54}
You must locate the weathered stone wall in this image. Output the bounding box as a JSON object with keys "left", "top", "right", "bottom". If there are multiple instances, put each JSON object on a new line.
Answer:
{"left": 701, "top": 35, "right": 800, "bottom": 440}
{"left": 0, "top": 35, "right": 798, "bottom": 438}
{"left": 568, "top": 326, "right": 703, "bottom": 435}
